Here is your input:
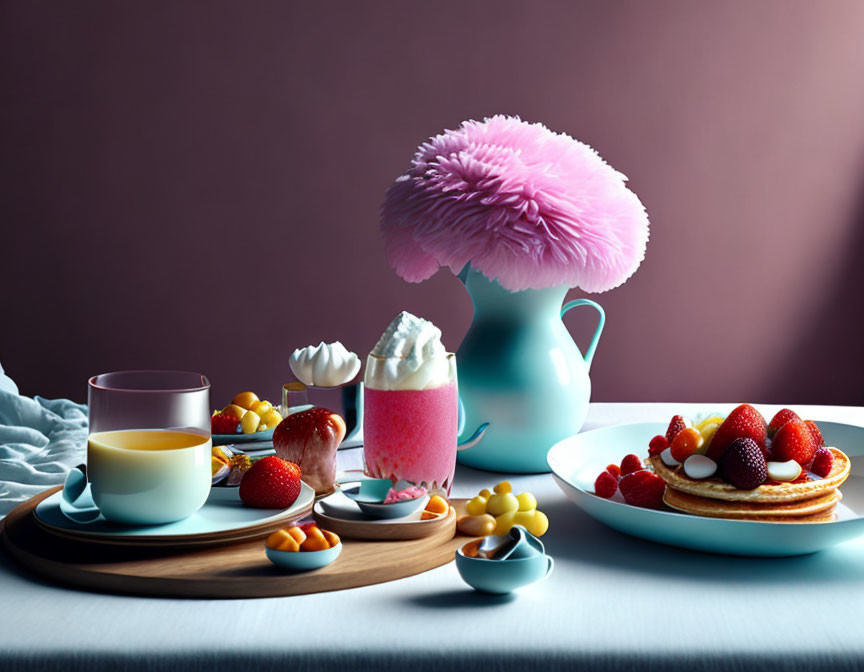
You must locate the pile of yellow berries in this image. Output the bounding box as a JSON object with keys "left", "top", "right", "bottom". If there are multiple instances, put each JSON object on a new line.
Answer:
{"left": 221, "top": 391, "right": 284, "bottom": 434}
{"left": 457, "top": 481, "right": 549, "bottom": 538}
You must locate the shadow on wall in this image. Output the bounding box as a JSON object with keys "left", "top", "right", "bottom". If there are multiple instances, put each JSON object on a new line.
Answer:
{"left": 772, "top": 181, "right": 864, "bottom": 405}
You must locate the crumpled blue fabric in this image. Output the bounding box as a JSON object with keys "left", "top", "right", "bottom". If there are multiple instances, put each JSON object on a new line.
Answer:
{"left": 0, "top": 361, "right": 87, "bottom": 517}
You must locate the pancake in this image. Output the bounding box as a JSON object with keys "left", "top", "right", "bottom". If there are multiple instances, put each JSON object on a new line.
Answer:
{"left": 663, "top": 487, "right": 841, "bottom": 522}
{"left": 648, "top": 448, "right": 849, "bottom": 503}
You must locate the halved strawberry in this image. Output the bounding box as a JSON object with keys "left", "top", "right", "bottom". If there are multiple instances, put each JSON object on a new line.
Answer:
{"left": 706, "top": 404, "right": 767, "bottom": 461}
{"left": 211, "top": 411, "right": 239, "bottom": 435}
{"left": 804, "top": 420, "right": 825, "bottom": 447}
{"left": 768, "top": 408, "right": 801, "bottom": 438}
{"left": 772, "top": 420, "right": 817, "bottom": 466}
{"left": 665, "top": 415, "right": 687, "bottom": 444}
{"left": 620, "top": 454, "right": 644, "bottom": 475}
{"left": 619, "top": 470, "right": 666, "bottom": 509}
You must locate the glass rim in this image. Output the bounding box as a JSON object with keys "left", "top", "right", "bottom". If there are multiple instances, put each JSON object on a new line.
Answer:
{"left": 88, "top": 370, "right": 210, "bottom": 393}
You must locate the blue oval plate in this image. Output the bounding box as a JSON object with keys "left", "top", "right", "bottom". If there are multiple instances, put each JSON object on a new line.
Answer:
{"left": 547, "top": 421, "right": 864, "bottom": 557}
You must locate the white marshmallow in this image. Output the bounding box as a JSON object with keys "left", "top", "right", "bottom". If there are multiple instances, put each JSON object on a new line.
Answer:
{"left": 767, "top": 460, "right": 802, "bottom": 482}
{"left": 683, "top": 454, "right": 717, "bottom": 480}
{"left": 660, "top": 447, "right": 681, "bottom": 467}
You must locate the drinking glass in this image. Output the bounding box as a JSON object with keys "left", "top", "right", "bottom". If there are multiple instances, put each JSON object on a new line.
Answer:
{"left": 87, "top": 370, "right": 212, "bottom": 525}
{"left": 362, "top": 354, "right": 458, "bottom": 495}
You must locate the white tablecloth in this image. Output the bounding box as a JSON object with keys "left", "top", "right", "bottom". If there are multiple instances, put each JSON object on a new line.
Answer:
{"left": 2, "top": 403, "right": 863, "bottom": 672}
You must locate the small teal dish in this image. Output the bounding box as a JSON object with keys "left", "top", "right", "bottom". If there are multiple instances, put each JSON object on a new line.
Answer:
{"left": 455, "top": 539, "right": 554, "bottom": 595}
{"left": 342, "top": 485, "right": 427, "bottom": 519}
{"left": 212, "top": 427, "right": 274, "bottom": 446}
{"left": 266, "top": 542, "right": 342, "bottom": 572}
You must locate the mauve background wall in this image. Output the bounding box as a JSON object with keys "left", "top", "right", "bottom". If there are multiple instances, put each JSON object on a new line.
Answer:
{"left": 2, "top": 0, "right": 864, "bottom": 408}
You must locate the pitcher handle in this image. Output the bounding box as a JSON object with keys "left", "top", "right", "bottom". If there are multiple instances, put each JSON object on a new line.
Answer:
{"left": 561, "top": 299, "right": 605, "bottom": 371}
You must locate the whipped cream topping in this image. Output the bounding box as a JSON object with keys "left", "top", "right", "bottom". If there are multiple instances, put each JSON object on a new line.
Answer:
{"left": 365, "top": 311, "right": 455, "bottom": 391}
{"left": 289, "top": 341, "right": 361, "bottom": 388}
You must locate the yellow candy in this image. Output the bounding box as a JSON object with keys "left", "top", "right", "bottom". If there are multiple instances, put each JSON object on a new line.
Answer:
{"left": 493, "top": 510, "right": 517, "bottom": 536}
{"left": 696, "top": 415, "right": 724, "bottom": 431}
{"left": 698, "top": 422, "right": 720, "bottom": 450}
{"left": 251, "top": 400, "right": 273, "bottom": 417}
{"left": 514, "top": 510, "right": 549, "bottom": 537}
{"left": 241, "top": 410, "right": 261, "bottom": 434}
{"left": 262, "top": 409, "right": 283, "bottom": 429}
{"left": 493, "top": 481, "right": 512, "bottom": 495}
{"left": 222, "top": 404, "right": 247, "bottom": 419}
{"left": 516, "top": 492, "right": 537, "bottom": 512}
{"left": 457, "top": 514, "right": 496, "bottom": 537}
{"left": 466, "top": 496, "right": 488, "bottom": 516}
{"left": 232, "top": 391, "right": 259, "bottom": 411}
{"left": 486, "top": 492, "right": 519, "bottom": 516}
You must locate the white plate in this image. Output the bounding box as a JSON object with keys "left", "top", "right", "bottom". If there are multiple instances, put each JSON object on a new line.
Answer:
{"left": 547, "top": 421, "right": 864, "bottom": 556}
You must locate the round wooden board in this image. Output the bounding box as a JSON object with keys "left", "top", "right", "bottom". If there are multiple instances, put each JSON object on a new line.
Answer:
{"left": 313, "top": 502, "right": 457, "bottom": 540}
{"left": 1, "top": 488, "right": 466, "bottom": 599}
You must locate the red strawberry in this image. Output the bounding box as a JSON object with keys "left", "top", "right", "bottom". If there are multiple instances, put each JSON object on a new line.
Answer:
{"left": 211, "top": 412, "right": 239, "bottom": 435}
{"left": 594, "top": 471, "right": 618, "bottom": 498}
{"left": 706, "top": 404, "right": 767, "bottom": 461}
{"left": 805, "top": 420, "right": 825, "bottom": 447}
{"left": 665, "top": 415, "right": 687, "bottom": 444}
{"left": 620, "top": 454, "right": 644, "bottom": 475}
{"left": 239, "top": 456, "right": 302, "bottom": 508}
{"left": 810, "top": 446, "right": 834, "bottom": 478}
{"left": 606, "top": 464, "right": 622, "bottom": 479}
{"left": 768, "top": 408, "right": 801, "bottom": 437}
{"left": 619, "top": 470, "right": 666, "bottom": 509}
{"left": 648, "top": 435, "right": 668, "bottom": 456}
{"left": 772, "top": 421, "right": 817, "bottom": 466}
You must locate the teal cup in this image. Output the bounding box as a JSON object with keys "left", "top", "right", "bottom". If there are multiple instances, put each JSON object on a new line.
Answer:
{"left": 455, "top": 543, "right": 553, "bottom": 594}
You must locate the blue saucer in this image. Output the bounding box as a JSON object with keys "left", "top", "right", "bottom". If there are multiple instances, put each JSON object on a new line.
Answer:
{"left": 342, "top": 484, "right": 427, "bottom": 519}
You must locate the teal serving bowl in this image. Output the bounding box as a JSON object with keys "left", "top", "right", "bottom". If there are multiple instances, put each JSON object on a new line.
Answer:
{"left": 265, "top": 542, "right": 342, "bottom": 572}
{"left": 455, "top": 542, "right": 553, "bottom": 594}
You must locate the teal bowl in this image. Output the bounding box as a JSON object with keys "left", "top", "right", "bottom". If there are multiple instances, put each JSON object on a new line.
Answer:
{"left": 455, "top": 544, "right": 553, "bottom": 594}
{"left": 265, "top": 542, "right": 342, "bottom": 572}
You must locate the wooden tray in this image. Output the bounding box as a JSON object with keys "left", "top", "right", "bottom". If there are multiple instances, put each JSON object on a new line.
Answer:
{"left": 0, "top": 488, "right": 465, "bottom": 599}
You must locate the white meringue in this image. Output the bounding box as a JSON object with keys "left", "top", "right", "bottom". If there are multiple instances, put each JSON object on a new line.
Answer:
{"left": 289, "top": 341, "right": 361, "bottom": 388}
{"left": 660, "top": 447, "right": 681, "bottom": 467}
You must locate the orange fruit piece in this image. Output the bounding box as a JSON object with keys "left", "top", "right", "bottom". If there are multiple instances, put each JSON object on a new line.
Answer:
{"left": 422, "top": 495, "right": 449, "bottom": 519}
{"left": 670, "top": 427, "right": 704, "bottom": 462}
{"left": 300, "top": 525, "right": 330, "bottom": 551}
{"left": 266, "top": 529, "right": 300, "bottom": 552}
{"left": 321, "top": 529, "right": 340, "bottom": 548}
{"left": 286, "top": 526, "right": 306, "bottom": 545}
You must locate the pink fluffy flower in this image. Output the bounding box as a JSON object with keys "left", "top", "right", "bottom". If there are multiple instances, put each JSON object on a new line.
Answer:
{"left": 380, "top": 115, "right": 650, "bottom": 292}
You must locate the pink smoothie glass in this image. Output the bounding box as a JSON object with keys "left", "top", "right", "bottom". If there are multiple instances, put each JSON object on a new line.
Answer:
{"left": 363, "top": 353, "right": 458, "bottom": 495}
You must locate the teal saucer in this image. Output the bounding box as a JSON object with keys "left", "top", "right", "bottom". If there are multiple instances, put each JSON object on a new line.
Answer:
{"left": 34, "top": 481, "right": 315, "bottom": 544}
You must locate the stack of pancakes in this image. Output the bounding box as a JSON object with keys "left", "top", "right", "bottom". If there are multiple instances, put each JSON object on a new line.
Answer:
{"left": 648, "top": 448, "right": 850, "bottom": 523}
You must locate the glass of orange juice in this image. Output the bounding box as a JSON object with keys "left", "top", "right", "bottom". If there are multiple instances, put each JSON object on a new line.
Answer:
{"left": 86, "top": 370, "right": 212, "bottom": 525}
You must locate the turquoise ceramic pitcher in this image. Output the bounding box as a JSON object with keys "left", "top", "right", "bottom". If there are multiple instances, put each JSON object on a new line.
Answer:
{"left": 456, "top": 266, "right": 605, "bottom": 473}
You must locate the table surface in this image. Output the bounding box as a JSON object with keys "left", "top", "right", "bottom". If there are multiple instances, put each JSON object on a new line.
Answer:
{"left": 2, "top": 402, "right": 864, "bottom": 672}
